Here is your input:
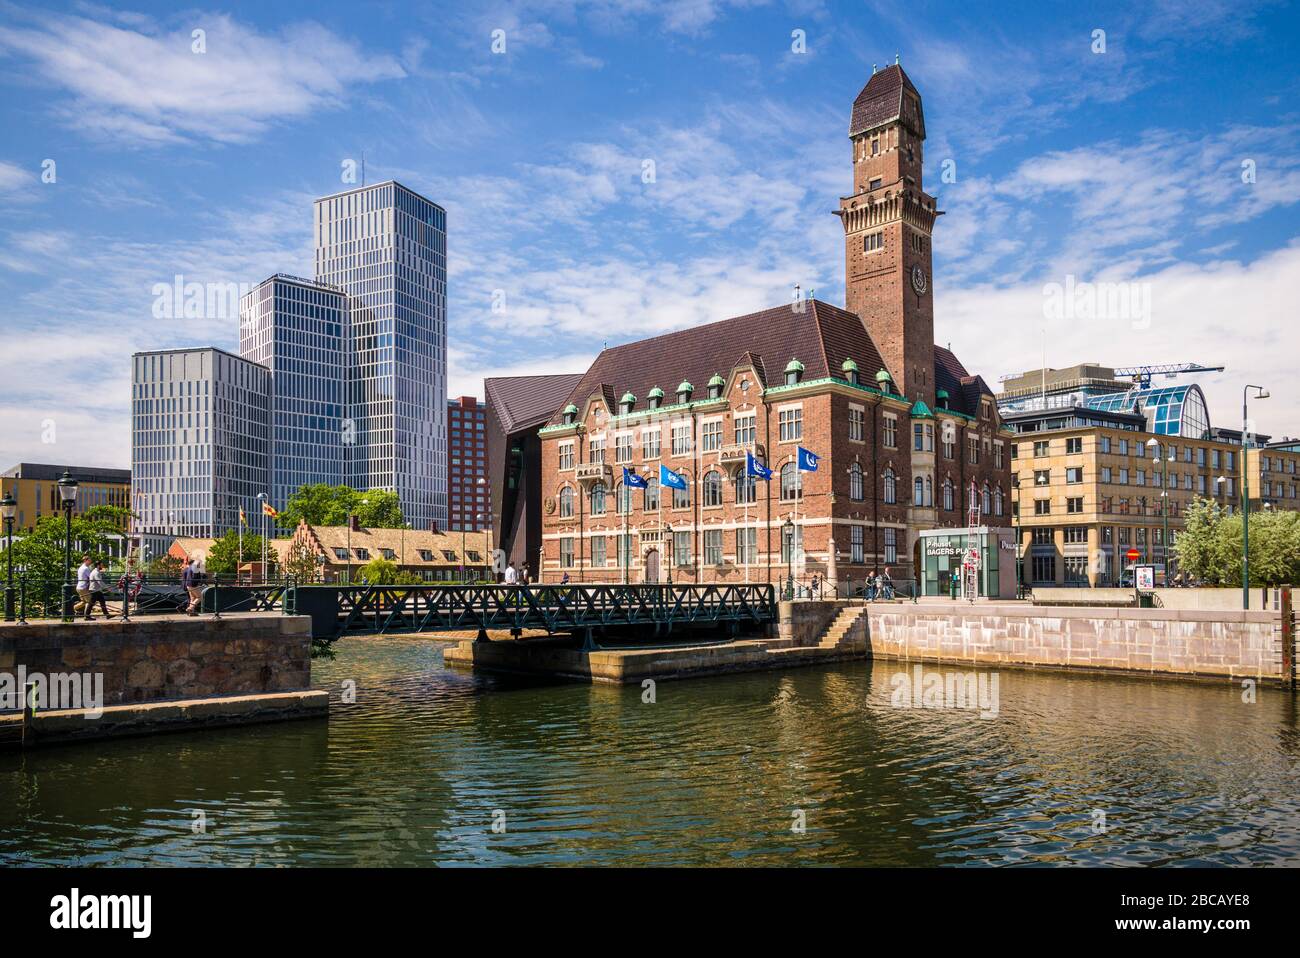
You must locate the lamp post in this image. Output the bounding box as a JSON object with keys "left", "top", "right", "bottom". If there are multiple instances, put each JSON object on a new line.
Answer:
{"left": 58, "top": 471, "right": 79, "bottom": 620}
{"left": 255, "top": 493, "right": 268, "bottom": 583}
{"left": 782, "top": 516, "right": 795, "bottom": 600}
{"left": 2, "top": 491, "right": 16, "bottom": 621}
{"left": 664, "top": 522, "right": 674, "bottom": 586}
{"left": 1146, "top": 438, "right": 1169, "bottom": 585}
{"left": 1241, "top": 385, "right": 1269, "bottom": 609}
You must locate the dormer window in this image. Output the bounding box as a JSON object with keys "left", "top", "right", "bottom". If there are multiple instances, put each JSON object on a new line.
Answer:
{"left": 562, "top": 403, "right": 578, "bottom": 425}
{"left": 784, "top": 359, "right": 804, "bottom": 387}
{"left": 841, "top": 358, "right": 859, "bottom": 386}
{"left": 936, "top": 388, "right": 949, "bottom": 410}
{"left": 619, "top": 392, "right": 636, "bottom": 416}
{"left": 676, "top": 381, "right": 693, "bottom": 405}
{"left": 707, "top": 374, "right": 725, "bottom": 400}
{"left": 875, "top": 369, "right": 893, "bottom": 395}
{"left": 648, "top": 387, "right": 664, "bottom": 410}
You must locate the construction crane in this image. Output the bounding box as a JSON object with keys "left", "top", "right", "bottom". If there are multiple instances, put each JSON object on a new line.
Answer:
{"left": 1112, "top": 362, "right": 1225, "bottom": 390}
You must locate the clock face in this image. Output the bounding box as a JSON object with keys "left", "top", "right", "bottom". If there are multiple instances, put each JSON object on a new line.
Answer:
{"left": 911, "top": 265, "right": 928, "bottom": 295}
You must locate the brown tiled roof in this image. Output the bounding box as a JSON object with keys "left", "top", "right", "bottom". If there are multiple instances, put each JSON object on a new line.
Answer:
{"left": 296, "top": 522, "right": 490, "bottom": 567}
{"left": 849, "top": 64, "right": 922, "bottom": 137}
{"left": 485, "top": 373, "right": 585, "bottom": 434}
{"left": 934, "top": 345, "right": 993, "bottom": 417}
{"left": 550, "top": 300, "right": 892, "bottom": 423}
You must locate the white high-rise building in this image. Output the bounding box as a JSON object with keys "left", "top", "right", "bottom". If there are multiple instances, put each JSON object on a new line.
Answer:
{"left": 312, "top": 182, "right": 448, "bottom": 531}
{"left": 130, "top": 347, "right": 270, "bottom": 552}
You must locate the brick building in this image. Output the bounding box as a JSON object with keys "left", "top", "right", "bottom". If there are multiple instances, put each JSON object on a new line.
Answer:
{"left": 537, "top": 64, "right": 1012, "bottom": 589}
{"left": 447, "top": 396, "right": 489, "bottom": 532}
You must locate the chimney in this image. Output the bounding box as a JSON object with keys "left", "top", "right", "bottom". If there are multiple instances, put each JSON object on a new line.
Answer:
{"left": 349, "top": 515, "right": 361, "bottom": 532}
{"left": 429, "top": 520, "right": 440, "bottom": 535}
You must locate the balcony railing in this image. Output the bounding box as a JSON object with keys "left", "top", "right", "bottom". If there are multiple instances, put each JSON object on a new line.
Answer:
{"left": 718, "top": 443, "right": 764, "bottom": 466}
{"left": 575, "top": 462, "right": 612, "bottom": 484}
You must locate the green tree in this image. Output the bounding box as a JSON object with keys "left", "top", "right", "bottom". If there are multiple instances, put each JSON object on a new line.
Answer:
{"left": 0, "top": 508, "right": 131, "bottom": 583}
{"left": 205, "top": 530, "right": 278, "bottom": 576}
{"left": 1174, "top": 497, "right": 1300, "bottom": 586}
{"left": 283, "top": 541, "right": 322, "bottom": 582}
{"left": 276, "top": 484, "right": 405, "bottom": 530}
{"left": 357, "top": 557, "right": 422, "bottom": 585}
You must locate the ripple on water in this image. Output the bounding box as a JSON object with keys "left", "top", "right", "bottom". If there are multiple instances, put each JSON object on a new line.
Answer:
{"left": 3, "top": 638, "right": 1300, "bottom": 866}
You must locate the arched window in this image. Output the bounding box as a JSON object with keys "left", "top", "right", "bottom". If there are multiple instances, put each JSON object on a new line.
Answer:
{"left": 942, "top": 478, "right": 954, "bottom": 512}
{"left": 914, "top": 476, "right": 924, "bottom": 505}
{"left": 925, "top": 475, "right": 933, "bottom": 507}
{"left": 672, "top": 481, "right": 690, "bottom": 509}
{"left": 590, "top": 482, "right": 607, "bottom": 516}
{"left": 849, "top": 462, "right": 864, "bottom": 501}
{"left": 735, "top": 472, "right": 756, "bottom": 505}
{"left": 884, "top": 468, "right": 897, "bottom": 504}
{"left": 616, "top": 481, "right": 633, "bottom": 515}
{"left": 559, "top": 486, "right": 574, "bottom": 518}
{"left": 982, "top": 482, "right": 992, "bottom": 516}
{"left": 994, "top": 486, "right": 1004, "bottom": 516}
{"left": 643, "top": 478, "right": 660, "bottom": 512}
{"left": 702, "top": 470, "right": 724, "bottom": 507}
{"left": 780, "top": 462, "right": 802, "bottom": 501}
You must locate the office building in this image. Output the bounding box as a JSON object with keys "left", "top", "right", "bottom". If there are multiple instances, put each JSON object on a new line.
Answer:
{"left": 447, "top": 396, "right": 489, "bottom": 532}
{"left": 0, "top": 463, "right": 131, "bottom": 534}
{"left": 130, "top": 347, "right": 270, "bottom": 552}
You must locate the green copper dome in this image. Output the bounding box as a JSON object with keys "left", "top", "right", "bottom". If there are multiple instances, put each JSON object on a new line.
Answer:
{"left": 619, "top": 392, "right": 636, "bottom": 404}
{"left": 784, "top": 358, "right": 805, "bottom": 373}
{"left": 841, "top": 358, "right": 859, "bottom": 372}
{"left": 875, "top": 369, "right": 892, "bottom": 383}
{"left": 910, "top": 399, "right": 934, "bottom": 419}
{"left": 936, "top": 388, "right": 949, "bottom": 399}
{"left": 648, "top": 386, "right": 664, "bottom": 398}
{"left": 708, "top": 374, "right": 726, "bottom": 387}
{"left": 677, "top": 381, "right": 694, "bottom": 393}
{"left": 562, "top": 403, "right": 578, "bottom": 415}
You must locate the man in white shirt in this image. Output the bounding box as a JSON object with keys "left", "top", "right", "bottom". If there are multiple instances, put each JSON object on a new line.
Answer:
{"left": 74, "top": 555, "right": 93, "bottom": 617}
{"left": 504, "top": 562, "right": 518, "bottom": 584}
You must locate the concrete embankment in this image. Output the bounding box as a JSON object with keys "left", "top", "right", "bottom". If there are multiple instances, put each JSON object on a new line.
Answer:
{"left": 1, "top": 613, "right": 327, "bottom": 747}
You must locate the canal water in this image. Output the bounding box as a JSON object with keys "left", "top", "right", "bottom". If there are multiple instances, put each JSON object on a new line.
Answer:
{"left": 3, "top": 639, "right": 1299, "bottom": 866}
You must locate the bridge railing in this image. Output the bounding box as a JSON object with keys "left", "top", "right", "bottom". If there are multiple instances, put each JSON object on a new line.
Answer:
{"left": 289, "top": 582, "right": 778, "bottom": 640}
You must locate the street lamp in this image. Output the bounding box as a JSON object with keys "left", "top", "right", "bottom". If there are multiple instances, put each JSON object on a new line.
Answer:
{"left": 782, "top": 516, "right": 795, "bottom": 600}
{"left": 1241, "top": 385, "right": 1269, "bottom": 609}
{"left": 664, "top": 522, "right": 674, "bottom": 586}
{"left": 1146, "top": 438, "right": 1169, "bottom": 584}
{"left": 57, "top": 471, "right": 78, "bottom": 620}
{"left": 1, "top": 491, "right": 16, "bottom": 621}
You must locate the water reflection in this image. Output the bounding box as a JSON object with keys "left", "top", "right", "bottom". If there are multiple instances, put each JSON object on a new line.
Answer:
{"left": 2, "top": 638, "right": 1298, "bottom": 866}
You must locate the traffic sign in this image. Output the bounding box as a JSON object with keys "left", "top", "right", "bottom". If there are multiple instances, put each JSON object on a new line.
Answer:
{"left": 1125, "top": 548, "right": 1141, "bottom": 562}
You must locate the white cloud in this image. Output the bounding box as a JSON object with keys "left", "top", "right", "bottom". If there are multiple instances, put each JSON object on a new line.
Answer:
{"left": 938, "top": 242, "right": 1300, "bottom": 439}
{"left": 0, "top": 159, "right": 36, "bottom": 194}
{"left": 0, "top": 11, "right": 405, "bottom": 145}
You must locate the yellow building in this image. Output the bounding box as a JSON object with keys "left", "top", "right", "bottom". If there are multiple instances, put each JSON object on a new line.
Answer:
{"left": 1007, "top": 423, "right": 1300, "bottom": 587}
{"left": 0, "top": 462, "right": 131, "bottom": 534}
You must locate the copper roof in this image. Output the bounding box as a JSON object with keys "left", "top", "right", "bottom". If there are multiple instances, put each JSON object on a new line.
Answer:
{"left": 849, "top": 64, "right": 923, "bottom": 138}
{"left": 549, "top": 300, "right": 892, "bottom": 424}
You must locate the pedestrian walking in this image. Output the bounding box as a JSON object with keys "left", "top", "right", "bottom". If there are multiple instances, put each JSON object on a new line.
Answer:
{"left": 504, "top": 562, "right": 518, "bottom": 585}
{"left": 865, "top": 569, "right": 877, "bottom": 600}
{"left": 181, "top": 558, "right": 202, "bottom": 616}
{"left": 74, "top": 554, "right": 93, "bottom": 616}
{"left": 85, "top": 561, "right": 111, "bottom": 620}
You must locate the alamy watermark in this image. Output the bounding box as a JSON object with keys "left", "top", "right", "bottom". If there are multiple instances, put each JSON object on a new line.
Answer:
{"left": 152, "top": 275, "right": 255, "bottom": 320}
{"left": 890, "top": 665, "right": 999, "bottom": 719}
{"left": 1042, "top": 275, "right": 1151, "bottom": 330}
{"left": 2, "top": 667, "right": 104, "bottom": 719}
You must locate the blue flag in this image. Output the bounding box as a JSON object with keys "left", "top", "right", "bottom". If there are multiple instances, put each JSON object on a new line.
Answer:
{"left": 746, "top": 451, "right": 772, "bottom": 480}
{"left": 797, "top": 446, "right": 820, "bottom": 471}
{"left": 660, "top": 464, "right": 688, "bottom": 490}
{"left": 622, "top": 466, "right": 648, "bottom": 488}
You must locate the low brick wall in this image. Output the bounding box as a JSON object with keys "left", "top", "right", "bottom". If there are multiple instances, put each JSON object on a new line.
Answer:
{"left": 1, "top": 614, "right": 313, "bottom": 706}
{"left": 865, "top": 604, "right": 1286, "bottom": 682}
{"left": 779, "top": 600, "right": 855, "bottom": 647}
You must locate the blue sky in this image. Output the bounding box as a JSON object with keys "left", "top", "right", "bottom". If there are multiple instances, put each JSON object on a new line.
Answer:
{"left": 1, "top": 0, "right": 1298, "bottom": 469}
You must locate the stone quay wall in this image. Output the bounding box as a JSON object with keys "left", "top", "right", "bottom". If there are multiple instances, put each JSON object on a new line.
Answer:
{"left": 865, "top": 603, "right": 1286, "bottom": 682}
{"left": 0, "top": 614, "right": 313, "bottom": 706}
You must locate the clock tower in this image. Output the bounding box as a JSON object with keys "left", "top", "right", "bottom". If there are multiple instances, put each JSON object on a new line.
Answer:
{"left": 837, "top": 62, "right": 941, "bottom": 408}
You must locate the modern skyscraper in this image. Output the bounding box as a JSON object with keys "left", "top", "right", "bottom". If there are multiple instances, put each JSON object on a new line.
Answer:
{"left": 447, "top": 396, "right": 489, "bottom": 531}
{"left": 239, "top": 274, "right": 349, "bottom": 506}
{"left": 313, "top": 182, "right": 448, "bottom": 530}
{"left": 130, "top": 347, "right": 270, "bottom": 552}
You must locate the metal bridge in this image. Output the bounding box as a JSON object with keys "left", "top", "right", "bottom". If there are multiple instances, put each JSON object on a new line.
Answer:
{"left": 204, "top": 582, "right": 778, "bottom": 644}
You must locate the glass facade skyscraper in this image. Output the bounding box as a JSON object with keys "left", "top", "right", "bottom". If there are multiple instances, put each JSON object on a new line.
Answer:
{"left": 130, "top": 347, "right": 270, "bottom": 552}
{"left": 239, "top": 274, "right": 349, "bottom": 506}
{"left": 313, "top": 182, "right": 448, "bottom": 530}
